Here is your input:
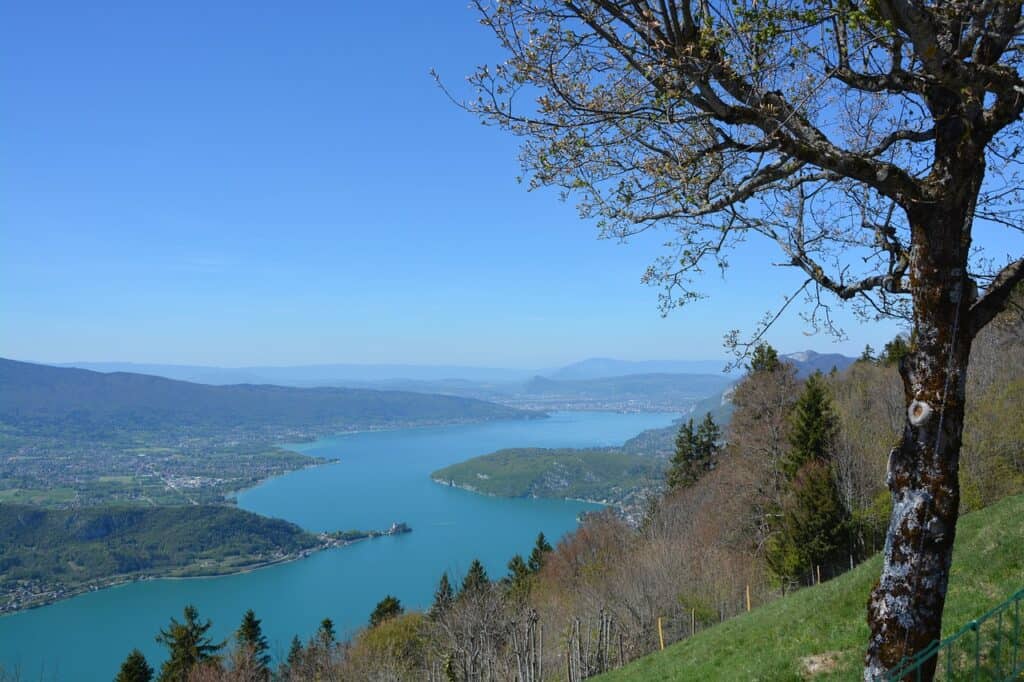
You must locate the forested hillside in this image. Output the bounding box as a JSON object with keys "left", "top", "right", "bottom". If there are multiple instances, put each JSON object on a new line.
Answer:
{"left": 0, "top": 505, "right": 320, "bottom": 613}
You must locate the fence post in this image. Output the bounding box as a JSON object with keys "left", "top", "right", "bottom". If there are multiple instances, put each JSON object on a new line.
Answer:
{"left": 746, "top": 584, "right": 751, "bottom": 612}
{"left": 657, "top": 616, "right": 665, "bottom": 650}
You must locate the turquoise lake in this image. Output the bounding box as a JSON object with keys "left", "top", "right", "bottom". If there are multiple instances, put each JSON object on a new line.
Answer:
{"left": 0, "top": 411, "right": 677, "bottom": 680}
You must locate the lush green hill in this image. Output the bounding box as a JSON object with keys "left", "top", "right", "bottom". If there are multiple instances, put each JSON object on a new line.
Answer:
{"left": 0, "top": 504, "right": 322, "bottom": 613}
{"left": 597, "top": 493, "right": 1024, "bottom": 680}
{"left": 432, "top": 447, "right": 664, "bottom": 506}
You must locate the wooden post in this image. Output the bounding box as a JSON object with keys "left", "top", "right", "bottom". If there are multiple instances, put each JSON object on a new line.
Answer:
{"left": 657, "top": 617, "right": 665, "bottom": 650}
{"left": 817, "top": 565, "right": 822, "bottom": 585}
{"left": 745, "top": 584, "right": 751, "bottom": 612}
{"left": 691, "top": 608, "right": 695, "bottom": 637}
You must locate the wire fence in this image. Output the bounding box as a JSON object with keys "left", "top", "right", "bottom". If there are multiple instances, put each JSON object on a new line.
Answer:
{"left": 884, "top": 586, "right": 1024, "bottom": 681}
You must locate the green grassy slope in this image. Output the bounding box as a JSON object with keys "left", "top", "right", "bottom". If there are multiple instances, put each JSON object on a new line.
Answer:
{"left": 598, "top": 493, "right": 1024, "bottom": 681}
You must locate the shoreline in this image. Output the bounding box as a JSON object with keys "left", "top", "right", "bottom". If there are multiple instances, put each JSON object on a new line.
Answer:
{"left": 0, "top": 529, "right": 398, "bottom": 617}
{"left": 430, "top": 477, "right": 612, "bottom": 509}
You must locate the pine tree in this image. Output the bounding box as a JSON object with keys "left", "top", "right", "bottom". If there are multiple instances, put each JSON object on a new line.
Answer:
{"left": 429, "top": 572, "right": 455, "bottom": 619}
{"left": 785, "top": 462, "right": 850, "bottom": 568}
{"left": 287, "top": 635, "right": 303, "bottom": 665}
{"left": 859, "top": 344, "right": 876, "bottom": 363}
{"left": 277, "top": 636, "right": 304, "bottom": 680}
{"left": 369, "top": 595, "right": 404, "bottom": 628}
{"left": 155, "top": 605, "right": 223, "bottom": 682}
{"left": 695, "top": 412, "right": 721, "bottom": 465}
{"left": 503, "top": 553, "right": 532, "bottom": 602}
{"left": 526, "top": 532, "right": 552, "bottom": 573}
{"left": 881, "top": 335, "right": 911, "bottom": 366}
{"left": 666, "top": 419, "right": 696, "bottom": 489}
{"left": 115, "top": 649, "right": 153, "bottom": 682}
{"left": 748, "top": 342, "right": 781, "bottom": 373}
{"left": 667, "top": 414, "right": 720, "bottom": 489}
{"left": 307, "top": 619, "right": 336, "bottom": 679}
{"left": 235, "top": 609, "right": 270, "bottom": 678}
{"left": 460, "top": 559, "right": 490, "bottom": 595}
{"left": 767, "top": 374, "right": 851, "bottom": 585}
{"left": 783, "top": 372, "right": 838, "bottom": 479}
{"left": 316, "top": 618, "right": 336, "bottom": 647}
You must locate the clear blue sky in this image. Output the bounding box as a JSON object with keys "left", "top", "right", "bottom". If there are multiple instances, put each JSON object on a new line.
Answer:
{"left": 5, "top": 1, "right": 1002, "bottom": 369}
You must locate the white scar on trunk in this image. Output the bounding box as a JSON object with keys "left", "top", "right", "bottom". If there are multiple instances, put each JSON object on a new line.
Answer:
{"left": 908, "top": 400, "right": 933, "bottom": 426}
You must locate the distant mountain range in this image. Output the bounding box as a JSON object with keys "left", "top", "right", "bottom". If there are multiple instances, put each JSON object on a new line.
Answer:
{"left": 521, "top": 372, "right": 732, "bottom": 403}
{"left": 54, "top": 361, "right": 535, "bottom": 386}
{"left": 28, "top": 353, "right": 850, "bottom": 415}
{"left": 545, "top": 358, "right": 734, "bottom": 380}
{"left": 0, "top": 358, "right": 533, "bottom": 437}
{"left": 51, "top": 352, "right": 851, "bottom": 388}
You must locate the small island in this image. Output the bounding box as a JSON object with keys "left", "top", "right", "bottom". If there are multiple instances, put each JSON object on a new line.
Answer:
{"left": 324, "top": 521, "right": 412, "bottom": 543}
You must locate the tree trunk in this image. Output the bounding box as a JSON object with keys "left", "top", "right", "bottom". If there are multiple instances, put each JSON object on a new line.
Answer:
{"left": 864, "top": 206, "right": 975, "bottom": 680}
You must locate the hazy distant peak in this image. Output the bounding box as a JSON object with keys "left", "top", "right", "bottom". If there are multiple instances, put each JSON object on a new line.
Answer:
{"left": 547, "top": 357, "right": 733, "bottom": 381}
{"left": 780, "top": 350, "right": 855, "bottom": 377}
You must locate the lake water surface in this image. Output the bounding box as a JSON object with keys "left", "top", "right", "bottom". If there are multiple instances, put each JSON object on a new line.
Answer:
{"left": 0, "top": 411, "right": 677, "bottom": 680}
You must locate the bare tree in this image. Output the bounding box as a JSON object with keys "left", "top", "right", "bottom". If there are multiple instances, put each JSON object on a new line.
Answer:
{"left": 462, "top": 1, "right": 1024, "bottom": 677}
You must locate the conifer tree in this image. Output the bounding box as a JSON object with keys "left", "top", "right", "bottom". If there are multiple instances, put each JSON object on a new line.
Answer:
{"left": 369, "top": 595, "right": 404, "bottom": 628}
{"left": 306, "top": 618, "right": 336, "bottom": 679}
{"left": 783, "top": 373, "right": 838, "bottom": 479}
{"left": 667, "top": 413, "right": 720, "bottom": 489}
{"left": 278, "top": 636, "right": 303, "bottom": 680}
{"left": 748, "top": 342, "right": 781, "bottom": 373}
{"left": 155, "top": 605, "right": 223, "bottom": 682}
{"left": 234, "top": 609, "right": 270, "bottom": 678}
{"left": 315, "top": 618, "right": 335, "bottom": 647}
{"left": 526, "top": 532, "right": 552, "bottom": 573}
{"left": 506, "top": 554, "right": 530, "bottom": 583}
{"left": 115, "top": 649, "right": 153, "bottom": 682}
{"left": 859, "top": 345, "right": 876, "bottom": 363}
{"left": 503, "top": 554, "right": 532, "bottom": 602}
{"left": 695, "top": 412, "right": 721, "bottom": 465}
{"left": 666, "top": 419, "right": 696, "bottom": 490}
{"left": 460, "top": 559, "right": 490, "bottom": 595}
{"left": 768, "top": 374, "right": 851, "bottom": 584}
{"left": 429, "top": 572, "right": 454, "bottom": 619}
{"left": 784, "top": 462, "right": 851, "bottom": 572}
{"left": 881, "top": 335, "right": 911, "bottom": 366}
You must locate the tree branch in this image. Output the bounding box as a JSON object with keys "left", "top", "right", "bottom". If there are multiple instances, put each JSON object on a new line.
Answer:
{"left": 969, "top": 256, "right": 1024, "bottom": 335}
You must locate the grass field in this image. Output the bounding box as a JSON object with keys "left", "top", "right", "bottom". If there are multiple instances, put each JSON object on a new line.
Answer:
{"left": 597, "top": 493, "right": 1024, "bottom": 680}
{"left": 0, "top": 487, "right": 78, "bottom": 505}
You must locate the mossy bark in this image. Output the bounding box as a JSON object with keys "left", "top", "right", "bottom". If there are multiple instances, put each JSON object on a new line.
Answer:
{"left": 864, "top": 203, "right": 976, "bottom": 680}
